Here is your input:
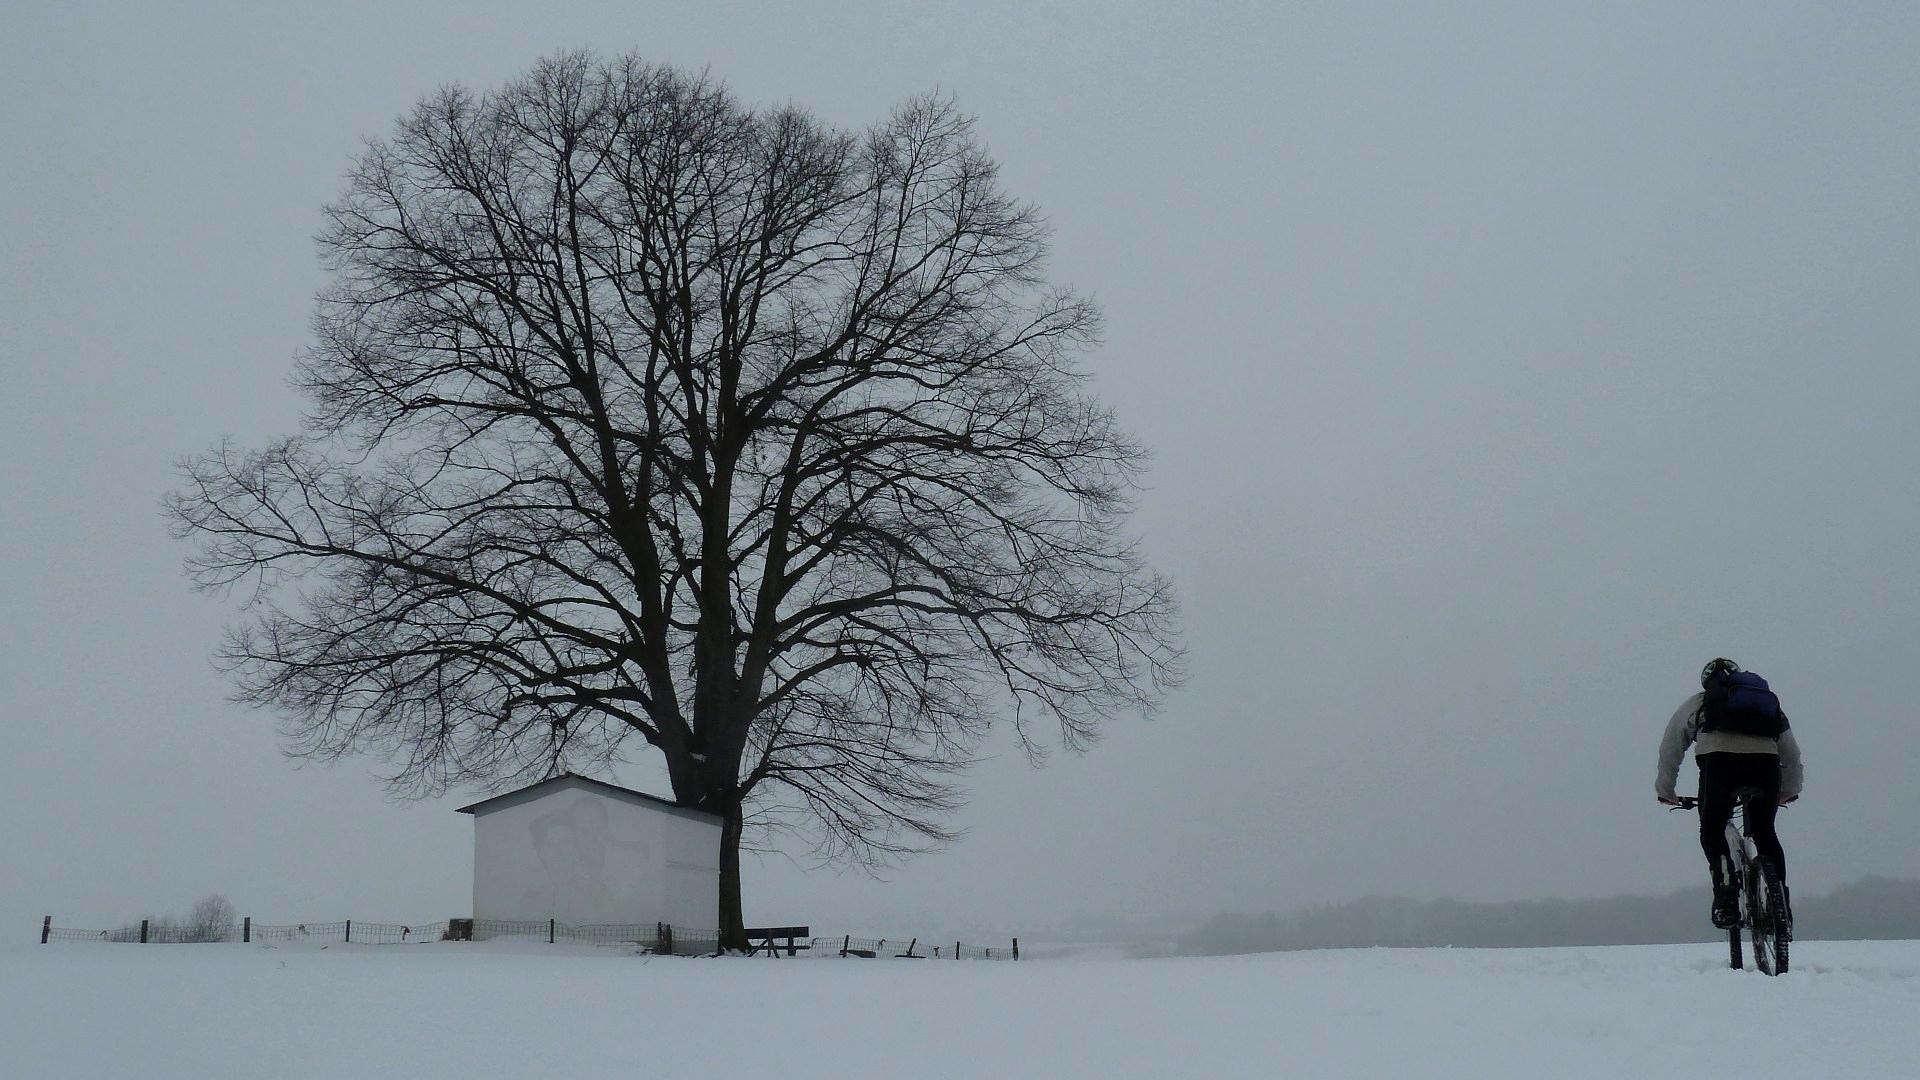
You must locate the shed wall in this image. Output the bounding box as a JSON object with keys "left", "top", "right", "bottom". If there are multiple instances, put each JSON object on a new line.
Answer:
{"left": 472, "top": 783, "right": 720, "bottom": 928}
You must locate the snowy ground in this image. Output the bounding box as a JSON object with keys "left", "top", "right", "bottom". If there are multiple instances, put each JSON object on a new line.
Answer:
{"left": 6, "top": 938, "right": 1918, "bottom": 1079}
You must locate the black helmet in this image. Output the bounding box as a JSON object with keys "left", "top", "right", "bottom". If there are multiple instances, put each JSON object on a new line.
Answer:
{"left": 1701, "top": 657, "right": 1741, "bottom": 688}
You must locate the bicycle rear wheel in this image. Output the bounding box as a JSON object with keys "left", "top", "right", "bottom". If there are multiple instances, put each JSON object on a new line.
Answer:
{"left": 1721, "top": 850, "right": 1743, "bottom": 971}
{"left": 1749, "top": 857, "right": 1789, "bottom": 976}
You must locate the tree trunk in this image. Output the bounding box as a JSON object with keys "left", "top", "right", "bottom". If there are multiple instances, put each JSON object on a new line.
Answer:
{"left": 717, "top": 797, "right": 747, "bottom": 951}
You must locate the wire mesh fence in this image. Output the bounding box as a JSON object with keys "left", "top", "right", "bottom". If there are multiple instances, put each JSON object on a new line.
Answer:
{"left": 43, "top": 919, "right": 447, "bottom": 945}
{"left": 463, "top": 919, "right": 720, "bottom": 953}
{"left": 45, "top": 926, "right": 145, "bottom": 944}
{"left": 40, "top": 916, "right": 717, "bottom": 954}
{"left": 48, "top": 922, "right": 255, "bottom": 944}
{"left": 39, "top": 915, "right": 1014, "bottom": 959}
{"left": 831, "top": 935, "right": 1017, "bottom": 960}
{"left": 247, "top": 921, "right": 448, "bottom": 945}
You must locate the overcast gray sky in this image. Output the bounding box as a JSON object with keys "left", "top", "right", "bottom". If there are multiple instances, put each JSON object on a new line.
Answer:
{"left": 5, "top": 1, "right": 1918, "bottom": 940}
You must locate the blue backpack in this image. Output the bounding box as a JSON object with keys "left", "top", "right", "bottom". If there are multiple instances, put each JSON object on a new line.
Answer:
{"left": 1700, "top": 668, "right": 1788, "bottom": 738}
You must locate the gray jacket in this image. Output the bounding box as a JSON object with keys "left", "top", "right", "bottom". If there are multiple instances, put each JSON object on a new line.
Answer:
{"left": 1655, "top": 691, "right": 1804, "bottom": 801}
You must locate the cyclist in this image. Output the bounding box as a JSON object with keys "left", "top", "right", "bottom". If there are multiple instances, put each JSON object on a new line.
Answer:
{"left": 1655, "top": 658, "right": 1803, "bottom": 928}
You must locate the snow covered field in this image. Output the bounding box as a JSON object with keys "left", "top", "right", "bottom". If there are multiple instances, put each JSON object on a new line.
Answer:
{"left": 6, "top": 938, "right": 1917, "bottom": 1079}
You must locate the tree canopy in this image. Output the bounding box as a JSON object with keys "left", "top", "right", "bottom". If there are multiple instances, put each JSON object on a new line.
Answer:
{"left": 168, "top": 51, "right": 1182, "bottom": 945}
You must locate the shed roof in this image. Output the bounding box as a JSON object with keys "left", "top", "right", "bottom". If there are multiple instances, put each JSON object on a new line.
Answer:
{"left": 454, "top": 772, "right": 723, "bottom": 825}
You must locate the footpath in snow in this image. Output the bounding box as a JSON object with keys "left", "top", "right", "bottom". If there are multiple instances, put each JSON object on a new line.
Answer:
{"left": 4, "top": 938, "right": 1917, "bottom": 1079}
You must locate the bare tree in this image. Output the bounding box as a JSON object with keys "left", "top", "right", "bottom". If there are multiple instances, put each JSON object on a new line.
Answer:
{"left": 168, "top": 52, "right": 1182, "bottom": 949}
{"left": 187, "top": 894, "right": 235, "bottom": 943}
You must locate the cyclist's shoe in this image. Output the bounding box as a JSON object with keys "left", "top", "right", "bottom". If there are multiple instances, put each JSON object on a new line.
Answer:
{"left": 1711, "top": 884, "right": 1740, "bottom": 929}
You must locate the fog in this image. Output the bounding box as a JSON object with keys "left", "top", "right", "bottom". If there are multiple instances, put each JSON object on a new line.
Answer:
{"left": 5, "top": 2, "right": 1918, "bottom": 942}
{"left": 1181, "top": 878, "right": 1920, "bottom": 957}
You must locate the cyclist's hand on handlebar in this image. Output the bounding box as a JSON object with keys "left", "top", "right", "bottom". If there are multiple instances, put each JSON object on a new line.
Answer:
{"left": 1779, "top": 795, "right": 1798, "bottom": 806}
{"left": 1658, "top": 795, "right": 1683, "bottom": 807}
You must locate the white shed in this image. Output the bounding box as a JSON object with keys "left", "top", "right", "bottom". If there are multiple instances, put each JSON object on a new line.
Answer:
{"left": 456, "top": 774, "right": 723, "bottom": 929}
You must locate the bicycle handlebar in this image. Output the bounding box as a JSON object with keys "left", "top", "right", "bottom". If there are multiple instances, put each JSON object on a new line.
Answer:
{"left": 1663, "top": 792, "right": 1796, "bottom": 811}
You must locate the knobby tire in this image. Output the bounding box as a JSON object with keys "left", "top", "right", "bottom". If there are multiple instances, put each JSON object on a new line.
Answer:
{"left": 1750, "top": 857, "right": 1790, "bottom": 976}
{"left": 1722, "top": 853, "right": 1743, "bottom": 971}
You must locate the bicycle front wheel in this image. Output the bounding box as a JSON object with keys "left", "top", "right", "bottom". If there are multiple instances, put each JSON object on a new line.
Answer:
{"left": 1749, "top": 857, "right": 1790, "bottom": 976}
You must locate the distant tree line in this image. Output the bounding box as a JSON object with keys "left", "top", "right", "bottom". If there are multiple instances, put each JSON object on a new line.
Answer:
{"left": 1178, "top": 877, "right": 1920, "bottom": 956}
{"left": 121, "top": 894, "right": 238, "bottom": 944}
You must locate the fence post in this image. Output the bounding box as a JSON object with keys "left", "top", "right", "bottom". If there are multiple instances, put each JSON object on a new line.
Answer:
{"left": 842, "top": 934, "right": 851, "bottom": 957}
{"left": 549, "top": 918, "right": 555, "bottom": 944}
{"left": 955, "top": 940, "right": 960, "bottom": 959}
{"left": 1013, "top": 938, "right": 1019, "bottom": 960}
{"left": 41, "top": 916, "right": 50, "bottom": 944}
{"left": 243, "top": 917, "right": 250, "bottom": 944}
{"left": 140, "top": 919, "right": 149, "bottom": 944}
{"left": 344, "top": 919, "right": 351, "bottom": 943}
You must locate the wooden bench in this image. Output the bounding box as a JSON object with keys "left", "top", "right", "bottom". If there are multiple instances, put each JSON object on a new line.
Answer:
{"left": 745, "top": 925, "right": 811, "bottom": 957}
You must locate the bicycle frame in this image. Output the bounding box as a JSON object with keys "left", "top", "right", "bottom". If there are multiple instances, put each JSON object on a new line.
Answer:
{"left": 1670, "top": 789, "right": 1789, "bottom": 974}
{"left": 1721, "top": 793, "right": 1760, "bottom": 902}
{"left": 1669, "top": 788, "right": 1770, "bottom": 879}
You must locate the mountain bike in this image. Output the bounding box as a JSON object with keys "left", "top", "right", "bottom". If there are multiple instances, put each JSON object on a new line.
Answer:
{"left": 1671, "top": 792, "right": 1790, "bottom": 974}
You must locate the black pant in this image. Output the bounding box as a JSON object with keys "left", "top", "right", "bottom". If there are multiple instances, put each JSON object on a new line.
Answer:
{"left": 1698, "top": 751, "right": 1786, "bottom": 884}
